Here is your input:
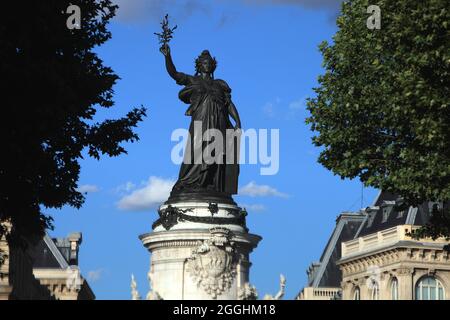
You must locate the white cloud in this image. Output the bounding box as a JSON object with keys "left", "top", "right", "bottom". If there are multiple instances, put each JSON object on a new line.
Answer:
{"left": 115, "top": 181, "right": 137, "bottom": 195}
{"left": 240, "top": 204, "right": 266, "bottom": 212}
{"left": 113, "top": 0, "right": 210, "bottom": 24}
{"left": 286, "top": 97, "right": 308, "bottom": 120}
{"left": 288, "top": 98, "right": 306, "bottom": 110}
{"left": 262, "top": 102, "right": 276, "bottom": 118}
{"left": 262, "top": 97, "right": 282, "bottom": 118}
{"left": 245, "top": 0, "right": 341, "bottom": 10}
{"left": 117, "top": 177, "right": 175, "bottom": 211}
{"left": 76, "top": 184, "right": 100, "bottom": 194}
{"left": 239, "top": 181, "right": 288, "bottom": 198}
{"left": 87, "top": 269, "right": 104, "bottom": 282}
{"left": 112, "top": 0, "right": 341, "bottom": 25}
{"left": 263, "top": 97, "right": 308, "bottom": 120}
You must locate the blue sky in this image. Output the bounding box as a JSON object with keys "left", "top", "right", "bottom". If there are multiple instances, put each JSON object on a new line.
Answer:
{"left": 48, "top": 0, "right": 378, "bottom": 299}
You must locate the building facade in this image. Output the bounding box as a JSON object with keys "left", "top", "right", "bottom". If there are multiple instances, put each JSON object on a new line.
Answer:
{"left": 297, "top": 212, "right": 365, "bottom": 300}
{"left": 298, "top": 192, "right": 450, "bottom": 300}
{"left": 0, "top": 224, "right": 94, "bottom": 300}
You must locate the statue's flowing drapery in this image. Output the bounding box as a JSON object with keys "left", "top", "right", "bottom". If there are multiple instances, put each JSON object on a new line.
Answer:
{"left": 171, "top": 72, "right": 239, "bottom": 196}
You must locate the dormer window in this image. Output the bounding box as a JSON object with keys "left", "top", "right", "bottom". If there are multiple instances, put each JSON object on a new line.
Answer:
{"left": 367, "top": 212, "right": 376, "bottom": 227}
{"left": 428, "top": 202, "right": 442, "bottom": 213}
{"left": 382, "top": 207, "right": 390, "bottom": 222}
{"left": 365, "top": 206, "right": 379, "bottom": 228}
{"left": 381, "top": 201, "right": 395, "bottom": 223}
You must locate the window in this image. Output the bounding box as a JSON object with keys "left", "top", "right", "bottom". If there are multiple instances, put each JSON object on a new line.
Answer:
{"left": 367, "top": 213, "right": 376, "bottom": 228}
{"left": 382, "top": 208, "right": 389, "bottom": 222}
{"left": 428, "top": 202, "right": 441, "bottom": 213}
{"left": 371, "top": 282, "right": 379, "bottom": 300}
{"left": 391, "top": 278, "right": 399, "bottom": 300}
{"left": 415, "top": 276, "right": 445, "bottom": 300}
{"left": 353, "top": 287, "right": 360, "bottom": 300}
{"left": 382, "top": 205, "right": 394, "bottom": 222}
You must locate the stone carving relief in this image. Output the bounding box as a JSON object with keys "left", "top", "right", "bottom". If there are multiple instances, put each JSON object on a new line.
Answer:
{"left": 238, "top": 282, "right": 258, "bottom": 300}
{"left": 129, "top": 271, "right": 162, "bottom": 300}
{"left": 396, "top": 267, "right": 415, "bottom": 276}
{"left": 146, "top": 269, "right": 162, "bottom": 300}
{"left": 263, "top": 274, "right": 286, "bottom": 300}
{"left": 130, "top": 274, "right": 141, "bottom": 300}
{"left": 185, "top": 227, "right": 237, "bottom": 299}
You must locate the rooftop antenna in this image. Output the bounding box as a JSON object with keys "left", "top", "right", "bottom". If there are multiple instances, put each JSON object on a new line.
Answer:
{"left": 361, "top": 182, "right": 364, "bottom": 209}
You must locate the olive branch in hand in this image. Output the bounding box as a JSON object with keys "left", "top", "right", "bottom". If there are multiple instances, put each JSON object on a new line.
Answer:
{"left": 154, "top": 14, "right": 177, "bottom": 47}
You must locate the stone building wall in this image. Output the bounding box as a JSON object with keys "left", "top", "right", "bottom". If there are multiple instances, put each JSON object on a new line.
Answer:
{"left": 339, "top": 225, "right": 450, "bottom": 300}
{"left": 0, "top": 222, "right": 94, "bottom": 300}
{"left": 0, "top": 225, "right": 53, "bottom": 300}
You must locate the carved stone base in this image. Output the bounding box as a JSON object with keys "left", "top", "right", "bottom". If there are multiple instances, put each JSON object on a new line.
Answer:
{"left": 139, "top": 201, "right": 261, "bottom": 300}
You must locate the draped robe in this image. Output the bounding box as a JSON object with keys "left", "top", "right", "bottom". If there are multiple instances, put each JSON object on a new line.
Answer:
{"left": 171, "top": 73, "right": 239, "bottom": 196}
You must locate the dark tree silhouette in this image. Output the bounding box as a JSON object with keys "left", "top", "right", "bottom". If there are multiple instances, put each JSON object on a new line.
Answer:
{"left": 0, "top": 0, "right": 146, "bottom": 245}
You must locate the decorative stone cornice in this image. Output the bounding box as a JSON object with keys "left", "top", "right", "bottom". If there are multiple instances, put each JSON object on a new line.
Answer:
{"left": 396, "top": 267, "right": 415, "bottom": 276}
{"left": 148, "top": 240, "right": 201, "bottom": 249}
{"left": 340, "top": 245, "right": 450, "bottom": 278}
{"left": 427, "top": 268, "right": 436, "bottom": 276}
{"left": 140, "top": 229, "right": 262, "bottom": 252}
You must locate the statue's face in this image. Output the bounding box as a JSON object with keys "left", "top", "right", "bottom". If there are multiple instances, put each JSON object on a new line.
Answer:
{"left": 200, "top": 58, "right": 213, "bottom": 74}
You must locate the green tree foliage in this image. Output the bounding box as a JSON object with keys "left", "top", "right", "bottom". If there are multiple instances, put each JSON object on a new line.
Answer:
{"left": 306, "top": 0, "right": 449, "bottom": 238}
{"left": 0, "top": 1, "right": 146, "bottom": 245}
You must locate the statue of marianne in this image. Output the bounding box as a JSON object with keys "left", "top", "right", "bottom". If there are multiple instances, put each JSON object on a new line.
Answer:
{"left": 160, "top": 44, "right": 241, "bottom": 202}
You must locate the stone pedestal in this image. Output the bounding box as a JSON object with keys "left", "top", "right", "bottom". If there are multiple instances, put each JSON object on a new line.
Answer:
{"left": 139, "top": 201, "right": 261, "bottom": 300}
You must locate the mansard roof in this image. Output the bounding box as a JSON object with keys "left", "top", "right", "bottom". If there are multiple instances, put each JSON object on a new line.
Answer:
{"left": 355, "top": 192, "right": 434, "bottom": 238}
{"left": 307, "top": 212, "right": 365, "bottom": 288}
{"left": 31, "top": 232, "right": 82, "bottom": 268}
{"left": 31, "top": 234, "right": 69, "bottom": 268}
{"left": 303, "top": 190, "right": 440, "bottom": 290}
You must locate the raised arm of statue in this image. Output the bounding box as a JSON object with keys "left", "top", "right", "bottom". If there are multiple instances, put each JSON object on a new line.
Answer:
{"left": 160, "top": 44, "right": 189, "bottom": 85}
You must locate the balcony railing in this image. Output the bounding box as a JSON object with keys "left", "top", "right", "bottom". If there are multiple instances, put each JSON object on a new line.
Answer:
{"left": 297, "top": 287, "right": 341, "bottom": 300}
{"left": 341, "top": 224, "right": 449, "bottom": 259}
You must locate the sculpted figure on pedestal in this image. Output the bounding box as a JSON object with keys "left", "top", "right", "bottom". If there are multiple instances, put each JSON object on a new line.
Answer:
{"left": 156, "top": 15, "right": 241, "bottom": 204}
{"left": 263, "top": 274, "right": 286, "bottom": 300}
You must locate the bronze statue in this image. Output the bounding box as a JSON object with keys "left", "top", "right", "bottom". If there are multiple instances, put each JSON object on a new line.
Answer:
{"left": 158, "top": 25, "right": 241, "bottom": 203}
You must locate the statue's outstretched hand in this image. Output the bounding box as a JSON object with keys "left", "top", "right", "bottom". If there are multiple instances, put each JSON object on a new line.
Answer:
{"left": 160, "top": 44, "right": 170, "bottom": 56}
